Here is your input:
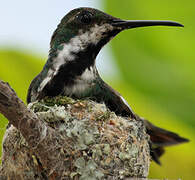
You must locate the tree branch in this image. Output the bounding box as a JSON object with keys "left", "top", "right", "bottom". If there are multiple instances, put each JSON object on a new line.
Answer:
{"left": 0, "top": 80, "right": 47, "bottom": 147}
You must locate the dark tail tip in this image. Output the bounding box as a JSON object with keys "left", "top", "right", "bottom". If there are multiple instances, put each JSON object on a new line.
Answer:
{"left": 143, "top": 119, "right": 189, "bottom": 165}
{"left": 150, "top": 146, "right": 165, "bottom": 165}
{"left": 144, "top": 120, "right": 189, "bottom": 147}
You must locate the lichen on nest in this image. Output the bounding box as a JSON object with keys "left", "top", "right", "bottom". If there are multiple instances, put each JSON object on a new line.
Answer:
{"left": 1, "top": 95, "right": 150, "bottom": 179}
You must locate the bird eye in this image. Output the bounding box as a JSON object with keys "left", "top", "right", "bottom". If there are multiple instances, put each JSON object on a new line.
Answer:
{"left": 78, "top": 11, "right": 93, "bottom": 24}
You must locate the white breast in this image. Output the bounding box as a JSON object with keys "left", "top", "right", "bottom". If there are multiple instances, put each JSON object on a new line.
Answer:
{"left": 63, "top": 66, "right": 96, "bottom": 96}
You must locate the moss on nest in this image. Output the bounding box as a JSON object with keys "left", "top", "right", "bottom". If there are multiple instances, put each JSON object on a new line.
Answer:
{"left": 1, "top": 95, "right": 150, "bottom": 179}
{"left": 41, "top": 95, "right": 76, "bottom": 106}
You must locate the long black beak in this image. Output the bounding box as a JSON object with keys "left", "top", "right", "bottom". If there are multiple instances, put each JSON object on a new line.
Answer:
{"left": 112, "top": 19, "right": 184, "bottom": 29}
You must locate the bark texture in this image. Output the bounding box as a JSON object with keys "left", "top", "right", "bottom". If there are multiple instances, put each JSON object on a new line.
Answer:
{"left": 0, "top": 80, "right": 150, "bottom": 179}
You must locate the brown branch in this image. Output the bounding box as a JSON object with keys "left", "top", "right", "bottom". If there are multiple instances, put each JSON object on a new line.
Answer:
{"left": 0, "top": 80, "right": 67, "bottom": 177}
{"left": 0, "top": 80, "right": 45, "bottom": 147}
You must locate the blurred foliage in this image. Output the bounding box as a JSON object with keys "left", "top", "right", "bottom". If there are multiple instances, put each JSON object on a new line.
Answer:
{"left": 0, "top": 49, "right": 44, "bottom": 102}
{"left": 105, "top": 0, "right": 195, "bottom": 179}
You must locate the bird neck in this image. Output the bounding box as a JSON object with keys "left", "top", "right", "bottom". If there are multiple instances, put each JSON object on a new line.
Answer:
{"left": 48, "top": 41, "right": 98, "bottom": 80}
{"left": 35, "top": 39, "right": 101, "bottom": 99}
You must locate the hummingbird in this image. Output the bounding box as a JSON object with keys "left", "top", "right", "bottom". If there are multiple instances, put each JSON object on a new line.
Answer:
{"left": 27, "top": 7, "right": 188, "bottom": 164}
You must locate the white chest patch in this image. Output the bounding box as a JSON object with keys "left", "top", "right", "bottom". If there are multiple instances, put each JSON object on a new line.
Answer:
{"left": 63, "top": 66, "right": 96, "bottom": 96}
{"left": 38, "top": 23, "right": 113, "bottom": 93}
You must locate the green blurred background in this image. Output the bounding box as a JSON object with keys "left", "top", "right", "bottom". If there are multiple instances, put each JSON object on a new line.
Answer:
{"left": 0, "top": 0, "right": 194, "bottom": 179}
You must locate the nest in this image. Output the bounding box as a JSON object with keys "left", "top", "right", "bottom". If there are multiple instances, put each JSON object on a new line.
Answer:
{"left": 0, "top": 96, "right": 150, "bottom": 179}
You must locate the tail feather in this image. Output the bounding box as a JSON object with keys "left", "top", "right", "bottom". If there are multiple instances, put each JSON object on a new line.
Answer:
{"left": 142, "top": 119, "right": 189, "bottom": 164}
{"left": 150, "top": 146, "right": 165, "bottom": 165}
{"left": 144, "top": 120, "right": 189, "bottom": 147}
